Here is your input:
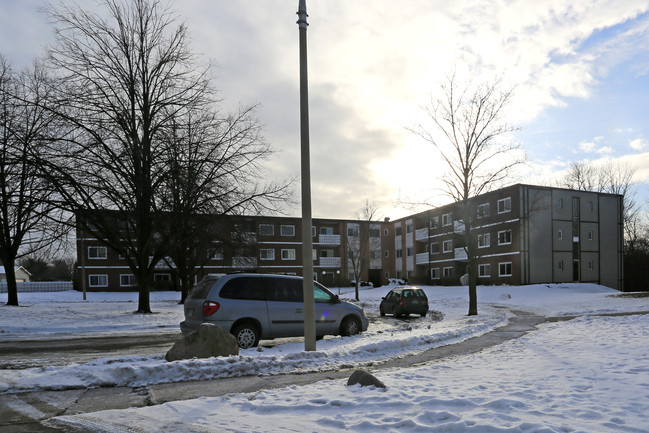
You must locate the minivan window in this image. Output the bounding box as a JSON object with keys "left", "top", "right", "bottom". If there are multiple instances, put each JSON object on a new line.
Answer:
{"left": 266, "top": 278, "right": 303, "bottom": 302}
{"left": 188, "top": 276, "right": 221, "bottom": 300}
{"left": 219, "top": 277, "right": 265, "bottom": 300}
{"left": 314, "top": 285, "right": 333, "bottom": 303}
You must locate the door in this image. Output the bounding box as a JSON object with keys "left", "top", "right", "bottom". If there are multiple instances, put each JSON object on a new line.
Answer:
{"left": 265, "top": 278, "right": 305, "bottom": 338}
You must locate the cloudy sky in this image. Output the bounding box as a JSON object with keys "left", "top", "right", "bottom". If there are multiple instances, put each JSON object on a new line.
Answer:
{"left": 2, "top": 0, "right": 649, "bottom": 220}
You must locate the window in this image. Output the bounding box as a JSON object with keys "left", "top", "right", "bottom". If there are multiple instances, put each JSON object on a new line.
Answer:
{"left": 320, "top": 227, "right": 333, "bottom": 235}
{"left": 477, "top": 203, "right": 490, "bottom": 218}
{"left": 588, "top": 260, "right": 594, "bottom": 271}
{"left": 558, "top": 260, "right": 564, "bottom": 271}
{"left": 442, "top": 214, "right": 452, "bottom": 226}
{"left": 259, "top": 224, "right": 274, "bottom": 236}
{"left": 260, "top": 249, "right": 275, "bottom": 260}
{"left": 384, "top": 229, "right": 389, "bottom": 236}
{"left": 497, "top": 197, "right": 511, "bottom": 214}
{"left": 120, "top": 274, "right": 136, "bottom": 287}
{"left": 395, "top": 226, "right": 402, "bottom": 236}
{"left": 499, "top": 262, "right": 512, "bottom": 277}
{"left": 498, "top": 230, "right": 512, "bottom": 245}
{"left": 280, "top": 225, "right": 295, "bottom": 236}
{"left": 406, "top": 224, "right": 413, "bottom": 233}
{"left": 442, "top": 240, "right": 452, "bottom": 253}
{"left": 430, "top": 216, "right": 439, "bottom": 228}
{"left": 406, "top": 247, "right": 413, "bottom": 257}
{"left": 396, "top": 249, "right": 403, "bottom": 258}
{"left": 588, "top": 200, "right": 594, "bottom": 212}
{"left": 430, "top": 242, "right": 440, "bottom": 254}
{"left": 88, "top": 246, "right": 107, "bottom": 259}
{"left": 89, "top": 274, "right": 108, "bottom": 287}
{"left": 207, "top": 248, "right": 223, "bottom": 260}
{"left": 154, "top": 273, "right": 170, "bottom": 282}
{"left": 320, "top": 249, "right": 334, "bottom": 258}
{"left": 478, "top": 233, "right": 490, "bottom": 248}
{"left": 443, "top": 267, "right": 453, "bottom": 277}
{"left": 369, "top": 228, "right": 380, "bottom": 237}
{"left": 478, "top": 264, "right": 491, "bottom": 277}
{"left": 312, "top": 249, "right": 317, "bottom": 260}
{"left": 557, "top": 198, "right": 563, "bottom": 209}
{"left": 431, "top": 268, "right": 440, "bottom": 279}
{"left": 347, "top": 227, "right": 359, "bottom": 237}
{"left": 281, "top": 249, "right": 296, "bottom": 260}
{"left": 370, "top": 250, "right": 382, "bottom": 259}
{"left": 384, "top": 250, "right": 390, "bottom": 257}
{"left": 558, "top": 229, "right": 563, "bottom": 240}
{"left": 588, "top": 230, "right": 593, "bottom": 241}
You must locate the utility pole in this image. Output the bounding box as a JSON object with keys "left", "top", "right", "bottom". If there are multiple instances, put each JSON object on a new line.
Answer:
{"left": 297, "top": 0, "right": 316, "bottom": 351}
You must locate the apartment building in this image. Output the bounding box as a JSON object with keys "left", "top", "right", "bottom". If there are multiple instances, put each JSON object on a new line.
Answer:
{"left": 392, "top": 184, "right": 623, "bottom": 290}
{"left": 77, "top": 215, "right": 395, "bottom": 292}
{"left": 76, "top": 184, "right": 624, "bottom": 291}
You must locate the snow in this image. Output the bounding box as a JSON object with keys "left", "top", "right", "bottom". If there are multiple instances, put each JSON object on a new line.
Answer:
{"left": 2, "top": 283, "right": 649, "bottom": 432}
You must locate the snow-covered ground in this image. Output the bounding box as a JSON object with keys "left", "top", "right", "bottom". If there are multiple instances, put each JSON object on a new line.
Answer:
{"left": 2, "top": 283, "right": 649, "bottom": 432}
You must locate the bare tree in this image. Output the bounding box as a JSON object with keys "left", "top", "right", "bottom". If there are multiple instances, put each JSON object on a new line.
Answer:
{"left": 40, "top": 0, "right": 214, "bottom": 313}
{"left": 347, "top": 199, "right": 379, "bottom": 301}
{"left": 409, "top": 74, "right": 525, "bottom": 315}
{"left": 0, "top": 56, "right": 67, "bottom": 306}
{"left": 158, "top": 103, "right": 292, "bottom": 302}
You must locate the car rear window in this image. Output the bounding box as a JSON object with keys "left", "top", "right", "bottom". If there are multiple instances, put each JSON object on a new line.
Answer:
{"left": 187, "top": 276, "right": 221, "bottom": 300}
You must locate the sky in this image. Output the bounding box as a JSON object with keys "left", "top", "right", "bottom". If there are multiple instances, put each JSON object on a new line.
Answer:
{"left": 1, "top": 0, "right": 649, "bottom": 220}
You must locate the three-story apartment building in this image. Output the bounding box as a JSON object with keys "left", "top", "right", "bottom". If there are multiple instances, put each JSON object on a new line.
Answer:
{"left": 76, "top": 184, "right": 624, "bottom": 291}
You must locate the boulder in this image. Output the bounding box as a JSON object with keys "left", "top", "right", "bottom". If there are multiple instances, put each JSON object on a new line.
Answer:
{"left": 165, "top": 323, "right": 239, "bottom": 362}
{"left": 346, "top": 369, "right": 386, "bottom": 389}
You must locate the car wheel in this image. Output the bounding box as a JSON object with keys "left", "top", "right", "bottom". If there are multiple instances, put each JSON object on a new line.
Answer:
{"left": 420, "top": 312, "right": 427, "bottom": 317}
{"left": 340, "top": 316, "right": 361, "bottom": 336}
{"left": 379, "top": 306, "right": 386, "bottom": 317}
{"left": 233, "top": 323, "right": 259, "bottom": 349}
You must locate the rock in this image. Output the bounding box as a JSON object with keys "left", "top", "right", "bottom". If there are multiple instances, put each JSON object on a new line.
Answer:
{"left": 346, "top": 369, "right": 386, "bottom": 389}
{"left": 165, "top": 323, "right": 239, "bottom": 362}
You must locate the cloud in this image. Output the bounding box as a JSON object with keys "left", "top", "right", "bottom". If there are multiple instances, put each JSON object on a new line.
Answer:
{"left": 630, "top": 138, "right": 647, "bottom": 150}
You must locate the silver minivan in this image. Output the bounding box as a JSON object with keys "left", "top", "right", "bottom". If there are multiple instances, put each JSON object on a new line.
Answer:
{"left": 180, "top": 273, "right": 369, "bottom": 349}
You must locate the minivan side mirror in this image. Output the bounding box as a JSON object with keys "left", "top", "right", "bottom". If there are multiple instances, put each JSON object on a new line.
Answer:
{"left": 332, "top": 294, "right": 342, "bottom": 304}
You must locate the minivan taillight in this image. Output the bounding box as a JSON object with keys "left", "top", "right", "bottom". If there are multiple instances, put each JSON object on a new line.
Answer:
{"left": 203, "top": 301, "right": 220, "bottom": 316}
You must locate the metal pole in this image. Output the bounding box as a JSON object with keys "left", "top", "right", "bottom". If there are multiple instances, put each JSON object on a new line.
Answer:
{"left": 297, "top": 0, "right": 316, "bottom": 351}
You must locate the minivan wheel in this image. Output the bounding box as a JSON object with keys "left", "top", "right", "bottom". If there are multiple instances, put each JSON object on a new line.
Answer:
{"left": 233, "top": 323, "right": 259, "bottom": 349}
{"left": 340, "top": 316, "right": 361, "bottom": 337}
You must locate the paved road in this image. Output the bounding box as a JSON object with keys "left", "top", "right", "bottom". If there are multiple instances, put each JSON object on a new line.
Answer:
{"left": 0, "top": 310, "right": 548, "bottom": 433}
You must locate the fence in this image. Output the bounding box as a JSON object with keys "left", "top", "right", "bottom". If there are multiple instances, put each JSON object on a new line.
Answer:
{"left": 0, "top": 281, "right": 73, "bottom": 293}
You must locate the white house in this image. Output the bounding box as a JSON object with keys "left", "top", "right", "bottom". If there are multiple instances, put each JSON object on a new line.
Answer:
{"left": 0, "top": 266, "right": 31, "bottom": 283}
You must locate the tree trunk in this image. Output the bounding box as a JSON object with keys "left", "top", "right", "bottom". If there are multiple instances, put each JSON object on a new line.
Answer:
{"left": 3, "top": 258, "right": 19, "bottom": 306}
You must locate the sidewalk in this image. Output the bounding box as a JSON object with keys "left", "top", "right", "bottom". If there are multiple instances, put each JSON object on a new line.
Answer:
{"left": 1, "top": 310, "right": 546, "bottom": 433}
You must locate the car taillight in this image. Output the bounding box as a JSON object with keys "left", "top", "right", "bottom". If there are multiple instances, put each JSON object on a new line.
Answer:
{"left": 203, "top": 301, "right": 220, "bottom": 316}
{"left": 399, "top": 299, "right": 405, "bottom": 306}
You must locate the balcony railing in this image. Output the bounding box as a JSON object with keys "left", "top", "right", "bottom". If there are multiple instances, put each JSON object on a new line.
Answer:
{"left": 233, "top": 257, "right": 257, "bottom": 268}
{"left": 319, "top": 257, "right": 341, "bottom": 268}
{"left": 416, "top": 252, "right": 429, "bottom": 265}
{"left": 454, "top": 221, "right": 465, "bottom": 234}
{"left": 318, "top": 234, "right": 341, "bottom": 245}
{"left": 415, "top": 227, "right": 429, "bottom": 241}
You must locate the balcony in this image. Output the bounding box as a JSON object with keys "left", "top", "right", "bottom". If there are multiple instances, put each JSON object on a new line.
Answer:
{"left": 454, "top": 248, "right": 467, "bottom": 261}
{"left": 454, "top": 221, "right": 465, "bottom": 234}
{"left": 318, "top": 234, "right": 341, "bottom": 245}
{"left": 416, "top": 252, "right": 429, "bottom": 265}
{"left": 233, "top": 257, "right": 257, "bottom": 268}
{"left": 415, "top": 227, "right": 429, "bottom": 241}
{"left": 319, "top": 257, "right": 341, "bottom": 268}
